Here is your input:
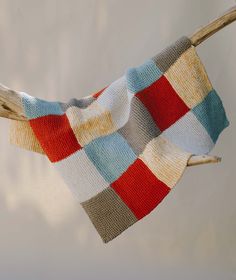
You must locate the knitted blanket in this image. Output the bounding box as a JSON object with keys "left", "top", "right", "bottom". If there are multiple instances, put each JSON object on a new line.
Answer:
{"left": 10, "top": 36, "right": 229, "bottom": 243}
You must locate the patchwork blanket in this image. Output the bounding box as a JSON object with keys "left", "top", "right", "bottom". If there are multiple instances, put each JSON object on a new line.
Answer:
{"left": 10, "top": 36, "right": 229, "bottom": 243}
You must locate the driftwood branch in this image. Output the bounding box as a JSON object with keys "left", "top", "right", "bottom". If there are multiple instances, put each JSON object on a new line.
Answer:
{"left": 1, "top": 5, "right": 236, "bottom": 166}
{"left": 190, "top": 5, "right": 236, "bottom": 46}
{"left": 0, "top": 83, "right": 221, "bottom": 167}
{"left": 0, "top": 83, "right": 26, "bottom": 121}
{"left": 187, "top": 155, "right": 221, "bottom": 166}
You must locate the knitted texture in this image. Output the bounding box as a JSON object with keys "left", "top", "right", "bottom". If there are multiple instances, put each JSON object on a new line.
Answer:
{"left": 9, "top": 36, "right": 229, "bottom": 243}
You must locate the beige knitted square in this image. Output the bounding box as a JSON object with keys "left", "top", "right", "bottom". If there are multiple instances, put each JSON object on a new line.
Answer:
{"left": 165, "top": 46, "right": 213, "bottom": 108}
{"left": 66, "top": 102, "right": 115, "bottom": 146}
{"left": 139, "top": 135, "right": 191, "bottom": 188}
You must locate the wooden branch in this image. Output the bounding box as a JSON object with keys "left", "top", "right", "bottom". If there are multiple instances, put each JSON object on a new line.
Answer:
{"left": 3, "top": 5, "right": 235, "bottom": 119}
{"left": 187, "top": 155, "right": 221, "bottom": 166}
{"left": 0, "top": 83, "right": 221, "bottom": 167}
{"left": 0, "top": 83, "right": 26, "bottom": 121}
{"left": 2, "top": 5, "right": 234, "bottom": 167}
{"left": 190, "top": 5, "right": 236, "bottom": 46}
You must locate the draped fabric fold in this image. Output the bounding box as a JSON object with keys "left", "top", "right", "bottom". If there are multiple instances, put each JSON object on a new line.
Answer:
{"left": 9, "top": 36, "right": 229, "bottom": 243}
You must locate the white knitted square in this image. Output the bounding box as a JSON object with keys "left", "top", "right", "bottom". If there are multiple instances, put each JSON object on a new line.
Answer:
{"left": 162, "top": 111, "right": 214, "bottom": 154}
{"left": 54, "top": 149, "right": 109, "bottom": 202}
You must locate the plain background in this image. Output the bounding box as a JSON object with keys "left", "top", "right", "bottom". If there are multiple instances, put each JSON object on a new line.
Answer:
{"left": 0, "top": 0, "right": 235, "bottom": 279}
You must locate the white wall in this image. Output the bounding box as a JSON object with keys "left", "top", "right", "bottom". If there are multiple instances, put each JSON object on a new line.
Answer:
{"left": 0, "top": 0, "right": 235, "bottom": 279}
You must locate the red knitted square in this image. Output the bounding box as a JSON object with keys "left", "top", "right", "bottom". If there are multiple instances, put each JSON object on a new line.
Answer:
{"left": 111, "top": 158, "right": 170, "bottom": 219}
{"left": 92, "top": 86, "right": 107, "bottom": 99}
{"left": 136, "top": 75, "right": 190, "bottom": 131}
{"left": 30, "top": 114, "right": 81, "bottom": 162}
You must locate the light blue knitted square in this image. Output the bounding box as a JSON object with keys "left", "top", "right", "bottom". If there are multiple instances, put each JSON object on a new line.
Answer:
{"left": 21, "top": 92, "right": 64, "bottom": 119}
{"left": 126, "top": 59, "right": 162, "bottom": 94}
{"left": 192, "top": 90, "right": 229, "bottom": 143}
{"left": 84, "top": 132, "right": 137, "bottom": 183}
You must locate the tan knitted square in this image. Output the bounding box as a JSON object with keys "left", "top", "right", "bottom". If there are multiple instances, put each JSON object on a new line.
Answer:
{"left": 165, "top": 46, "right": 213, "bottom": 108}
{"left": 66, "top": 102, "right": 115, "bottom": 146}
{"left": 9, "top": 120, "right": 45, "bottom": 154}
{"left": 139, "top": 135, "right": 191, "bottom": 188}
